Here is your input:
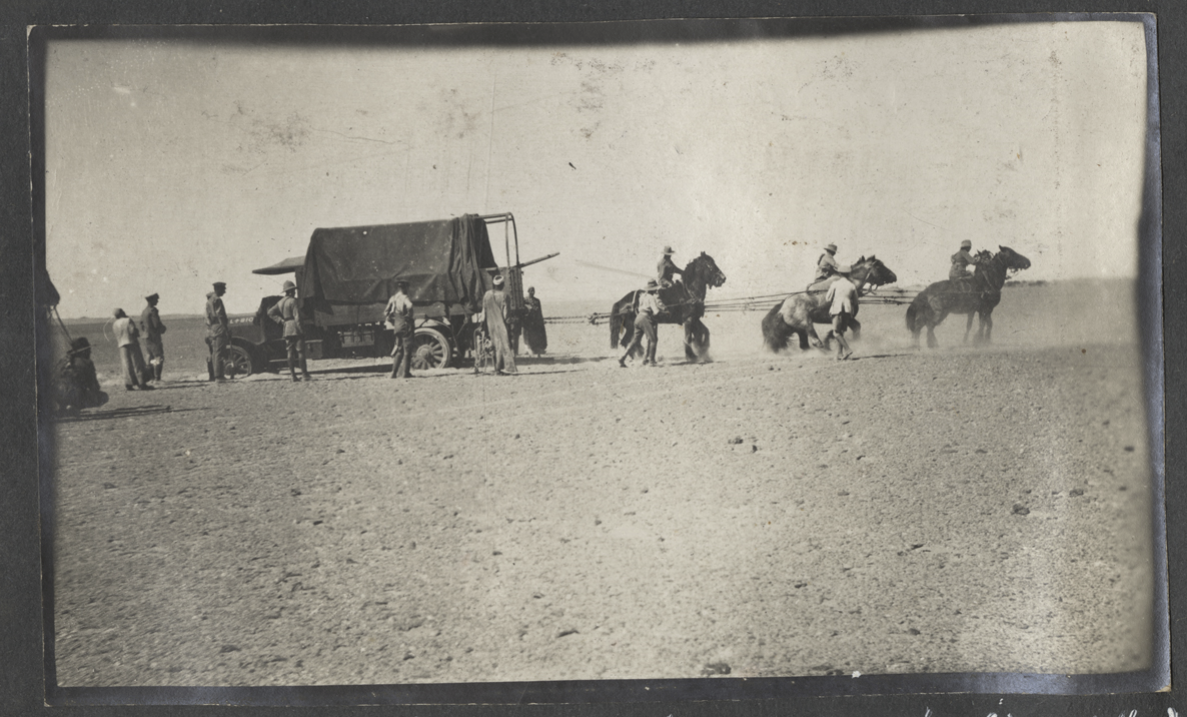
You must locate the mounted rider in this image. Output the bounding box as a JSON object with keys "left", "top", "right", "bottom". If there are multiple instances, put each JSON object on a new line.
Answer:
{"left": 812, "top": 243, "right": 843, "bottom": 285}
{"left": 657, "top": 246, "right": 683, "bottom": 288}
{"left": 949, "top": 240, "right": 977, "bottom": 281}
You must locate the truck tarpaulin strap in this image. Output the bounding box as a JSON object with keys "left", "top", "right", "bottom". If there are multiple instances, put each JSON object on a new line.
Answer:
{"left": 301, "top": 215, "right": 497, "bottom": 314}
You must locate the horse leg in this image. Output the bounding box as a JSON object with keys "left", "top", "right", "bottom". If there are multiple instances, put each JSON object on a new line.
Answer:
{"left": 849, "top": 318, "right": 861, "bottom": 342}
{"left": 978, "top": 311, "right": 993, "bottom": 344}
{"left": 683, "top": 321, "right": 698, "bottom": 362}
{"left": 624, "top": 316, "right": 640, "bottom": 357}
{"left": 697, "top": 322, "right": 712, "bottom": 362}
{"left": 807, "top": 325, "right": 827, "bottom": 351}
{"left": 963, "top": 312, "right": 975, "bottom": 344}
{"left": 927, "top": 310, "right": 948, "bottom": 349}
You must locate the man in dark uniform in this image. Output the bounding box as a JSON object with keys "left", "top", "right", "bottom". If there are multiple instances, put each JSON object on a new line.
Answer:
{"left": 618, "top": 279, "right": 665, "bottom": 367}
{"left": 384, "top": 279, "right": 415, "bottom": 379}
{"left": 139, "top": 292, "right": 166, "bottom": 383}
{"left": 205, "top": 281, "right": 230, "bottom": 381}
{"left": 268, "top": 280, "right": 312, "bottom": 382}
{"left": 950, "top": 240, "right": 977, "bottom": 280}
{"left": 656, "top": 246, "right": 683, "bottom": 288}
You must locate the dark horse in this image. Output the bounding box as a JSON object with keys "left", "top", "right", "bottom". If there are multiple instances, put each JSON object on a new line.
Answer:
{"left": 905, "top": 245, "right": 1032, "bottom": 348}
{"left": 761, "top": 256, "right": 898, "bottom": 353}
{"left": 610, "top": 252, "right": 726, "bottom": 361}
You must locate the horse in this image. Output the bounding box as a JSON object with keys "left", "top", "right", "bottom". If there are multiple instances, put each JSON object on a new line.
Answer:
{"left": 761, "top": 256, "right": 898, "bottom": 353}
{"left": 905, "top": 245, "right": 1032, "bottom": 348}
{"left": 610, "top": 252, "right": 726, "bottom": 362}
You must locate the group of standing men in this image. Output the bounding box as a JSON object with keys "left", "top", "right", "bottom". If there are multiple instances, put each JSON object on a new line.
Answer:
{"left": 112, "top": 293, "right": 166, "bottom": 390}
{"left": 384, "top": 274, "right": 547, "bottom": 379}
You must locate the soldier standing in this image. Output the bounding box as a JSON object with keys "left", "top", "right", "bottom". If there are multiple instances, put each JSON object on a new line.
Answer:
{"left": 268, "top": 280, "right": 312, "bottom": 382}
{"left": 824, "top": 271, "right": 859, "bottom": 361}
{"left": 205, "top": 281, "right": 230, "bottom": 381}
{"left": 139, "top": 292, "right": 166, "bottom": 383}
{"left": 384, "top": 279, "right": 415, "bottom": 379}
{"left": 950, "top": 240, "right": 977, "bottom": 280}
{"left": 619, "top": 279, "right": 665, "bottom": 367}
{"left": 481, "top": 275, "right": 517, "bottom": 375}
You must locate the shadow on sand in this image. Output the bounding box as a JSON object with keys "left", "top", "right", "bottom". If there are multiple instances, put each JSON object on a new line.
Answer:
{"left": 54, "top": 404, "right": 200, "bottom": 423}
{"left": 512, "top": 354, "right": 611, "bottom": 367}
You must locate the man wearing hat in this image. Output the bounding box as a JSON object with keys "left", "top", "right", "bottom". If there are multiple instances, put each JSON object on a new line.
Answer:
{"left": 384, "top": 279, "right": 415, "bottom": 379}
{"left": 824, "top": 268, "right": 859, "bottom": 361}
{"left": 481, "top": 274, "right": 517, "bottom": 375}
{"left": 268, "top": 280, "right": 312, "bottom": 382}
{"left": 139, "top": 292, "right": 166, "bottom": 383}
{"left": 950, "top": 240, "right": 977, "bottom": 281}
{"left": 619, "top": 279, "right": 665, "bottom": 367}
{"left": 113, "top": 308, "right": 152, "bottom": 390}
{"left": 205, "top": 282, "right": 230, "bottom": 381}
{"left": 656, "top": 246, "right": 683, "bottom": 288}
{"left": 813, "top": 243, "right": 843, "bottom": 284}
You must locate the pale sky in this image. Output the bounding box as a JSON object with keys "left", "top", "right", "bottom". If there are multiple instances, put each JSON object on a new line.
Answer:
{"left": 43, "top": 20, "right": 1150, "bottom": 318}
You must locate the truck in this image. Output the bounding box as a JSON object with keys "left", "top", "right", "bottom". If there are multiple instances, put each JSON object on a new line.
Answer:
{"left": 221, "top": 213, "right": 555, "bottom": 376}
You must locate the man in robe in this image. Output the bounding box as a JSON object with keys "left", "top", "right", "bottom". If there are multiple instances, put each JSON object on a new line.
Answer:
{"left": 521, "top": 286, "right": 548, "bottom": 356}
{"left": 481, "top": 275, "right": 517, "bottom": 375}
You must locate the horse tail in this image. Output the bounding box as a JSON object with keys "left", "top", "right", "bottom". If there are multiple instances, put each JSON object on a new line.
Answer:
{"left": 906, "top": 293, "right": 933, "bottom": 335}
{"left": 761, "top": 302, "right": 790, "bottom": 353}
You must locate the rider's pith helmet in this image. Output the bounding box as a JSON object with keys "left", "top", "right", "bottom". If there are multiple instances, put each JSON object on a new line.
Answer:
{"left": 662, "top": 246, "right": 675, "bottom": 255}
{"left": 825, "top": 243, "right": 837, "bottom": 254}
{"left": 960, "top": 240, "right": 972, "bottom": 250}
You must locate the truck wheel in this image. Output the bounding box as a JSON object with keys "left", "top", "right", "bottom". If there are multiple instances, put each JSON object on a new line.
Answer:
{"left": 411, "top": 329, "right": 451, "bottom": 370}
{"left": 223, "top": 345, "right": 255, "bottom": 378}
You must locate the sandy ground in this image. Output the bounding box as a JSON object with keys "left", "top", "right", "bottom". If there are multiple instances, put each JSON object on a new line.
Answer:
{"left": 48, "top": 281, "right": 1156, "bottom": 687}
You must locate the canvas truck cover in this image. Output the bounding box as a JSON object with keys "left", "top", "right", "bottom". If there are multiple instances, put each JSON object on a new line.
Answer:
{"left": 300, "top": 214, "right": 498, "bottom": 326}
